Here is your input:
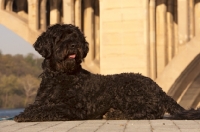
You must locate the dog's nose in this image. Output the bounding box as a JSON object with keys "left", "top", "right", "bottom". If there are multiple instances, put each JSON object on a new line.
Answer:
{"left": 70, "top": 44, "right": 75, "bottom": 48}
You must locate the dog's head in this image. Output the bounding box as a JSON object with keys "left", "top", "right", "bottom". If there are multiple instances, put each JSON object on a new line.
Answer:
{"left": 33, "top": 24, "right": 89, "bottom": 75}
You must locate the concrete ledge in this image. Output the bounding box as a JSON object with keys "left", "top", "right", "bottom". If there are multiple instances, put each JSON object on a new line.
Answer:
{"left": 0, "top": 120, "right": 200, "bottom": 132}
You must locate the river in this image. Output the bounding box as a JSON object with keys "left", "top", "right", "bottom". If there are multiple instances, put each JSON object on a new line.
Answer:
{"left": 0, "top": 108, "right": 24, "bottom": 120}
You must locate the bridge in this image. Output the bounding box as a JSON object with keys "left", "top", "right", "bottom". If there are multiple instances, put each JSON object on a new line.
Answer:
{"left": 0, "top": 0, "right": 199, "bottom": 109}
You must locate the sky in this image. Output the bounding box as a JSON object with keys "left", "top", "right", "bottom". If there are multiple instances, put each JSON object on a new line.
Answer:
{"left": 0, "top": 24, "right": 41, "bottom": 57}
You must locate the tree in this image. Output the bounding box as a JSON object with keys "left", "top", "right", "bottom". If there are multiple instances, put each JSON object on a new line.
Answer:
{"left": 18, "top": 74, "right": 40, "bottom": 106}
{"left": 0, "top": 75, "right": 20, "bottom": 108}
{"left": 0, "top": 53, "right": 43, "bottom": 108}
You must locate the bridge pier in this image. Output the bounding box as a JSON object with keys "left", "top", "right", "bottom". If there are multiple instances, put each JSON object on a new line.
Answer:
{"left": 195, "top": 1, "right": 200, "bottom": 35}
{"left": 39, "top": 0, "right": 47, "bottom": 31}
{"left": 84, "top": 0, "right": 94, "bottom": 62}
{"left": 75, "top": 0, "right": 82, "bottom": 28}
{"left": 0, "top": 0, "right": 4, "bottom": 9}
{"left": 28, "top": 0, "right": 39, "bottom": 31}
{"left": 63, "top": 0, "right": 75, "bottom": 24}
{"left": 13, "top": 0, "right": 28, "bottom": 19}
{"left": 156, "top": 1, "right": 167, "bottom": 77}
{"left": 50, "top": 0, "right": 61, "bottom": 25}
{"left": 5, "top": 0, "right": 13, "bottom": 11}
{"left": 178, "top": 0, "right": 190, "bottom": 45}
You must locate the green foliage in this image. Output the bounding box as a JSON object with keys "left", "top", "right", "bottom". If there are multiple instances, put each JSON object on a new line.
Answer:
{"left": 0, "top": 54, "right": 43, "bottom": 108}
{"left": 18, "top": 74, "right": 40, "bottom": 107}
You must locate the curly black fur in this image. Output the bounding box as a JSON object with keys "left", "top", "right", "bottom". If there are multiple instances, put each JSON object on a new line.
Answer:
{"left": 14, "top": 24, "right": 200, "bottom": 122}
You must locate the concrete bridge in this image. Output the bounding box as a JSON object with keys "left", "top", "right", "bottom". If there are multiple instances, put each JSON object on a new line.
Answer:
{"left": 0, "top": 0, "right": 199, "bottom": 109}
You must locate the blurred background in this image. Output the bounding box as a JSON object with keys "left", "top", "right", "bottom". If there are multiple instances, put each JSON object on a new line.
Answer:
{"left": 0, "top": 0, "right": 199, "bottom": 118}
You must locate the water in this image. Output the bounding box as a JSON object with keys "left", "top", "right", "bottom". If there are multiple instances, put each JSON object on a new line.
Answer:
{"left": 0, "top": 108, "right": 24, "bottom": 120}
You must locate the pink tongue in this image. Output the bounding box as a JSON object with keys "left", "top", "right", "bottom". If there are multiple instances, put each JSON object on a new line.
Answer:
{"left": 69, "top": 54, "right": 76, "bottom": 58}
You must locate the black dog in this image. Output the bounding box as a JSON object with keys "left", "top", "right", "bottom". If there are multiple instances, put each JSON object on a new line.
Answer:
{"left": 14, "top": 24, "right": 200, "bottom": 122}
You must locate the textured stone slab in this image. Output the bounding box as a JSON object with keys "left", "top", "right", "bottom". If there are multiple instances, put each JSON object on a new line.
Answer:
{"left": 0, "top": 120, "right": 200, "bottom": 132}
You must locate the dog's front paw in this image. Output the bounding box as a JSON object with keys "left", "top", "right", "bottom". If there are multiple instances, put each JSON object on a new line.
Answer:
{"left": 14, "top": 114, "right": 28, "bottom": 122}
{"left": 14, "top": 115, "right": 22, "bottom": 122}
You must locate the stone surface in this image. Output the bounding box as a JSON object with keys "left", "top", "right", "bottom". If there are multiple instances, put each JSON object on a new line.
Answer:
{"left": 0, "top": 120, "right": 200, "bottom": 132}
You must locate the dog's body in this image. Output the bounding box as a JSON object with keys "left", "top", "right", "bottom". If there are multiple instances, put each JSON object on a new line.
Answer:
{"left": 14, "top": 24, "right": 200, "bottom": 122}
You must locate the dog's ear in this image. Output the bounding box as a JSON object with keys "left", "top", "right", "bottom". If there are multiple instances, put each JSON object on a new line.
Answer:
{"left": 33, "top": 32, "right": 53, "bottom": 59}
{"left": 82, "top": 41, "right": 89, "bottom": 58}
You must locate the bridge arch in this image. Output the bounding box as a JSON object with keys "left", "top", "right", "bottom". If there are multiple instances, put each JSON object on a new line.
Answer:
{"left": 156, "top": 37, "right": 200, "bottom": 108}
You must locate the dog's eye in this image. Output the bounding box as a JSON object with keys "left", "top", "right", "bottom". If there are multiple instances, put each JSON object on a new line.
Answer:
{"left": 73, "top": 34, "right": 78, "bottom": 38}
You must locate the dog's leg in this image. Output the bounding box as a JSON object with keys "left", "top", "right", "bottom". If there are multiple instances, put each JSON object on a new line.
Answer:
{"left": 103, "top": 108, "right": 127, "bottom": 120}
{"left": 14, "top": 104, "right": 72, "bottom": 122}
